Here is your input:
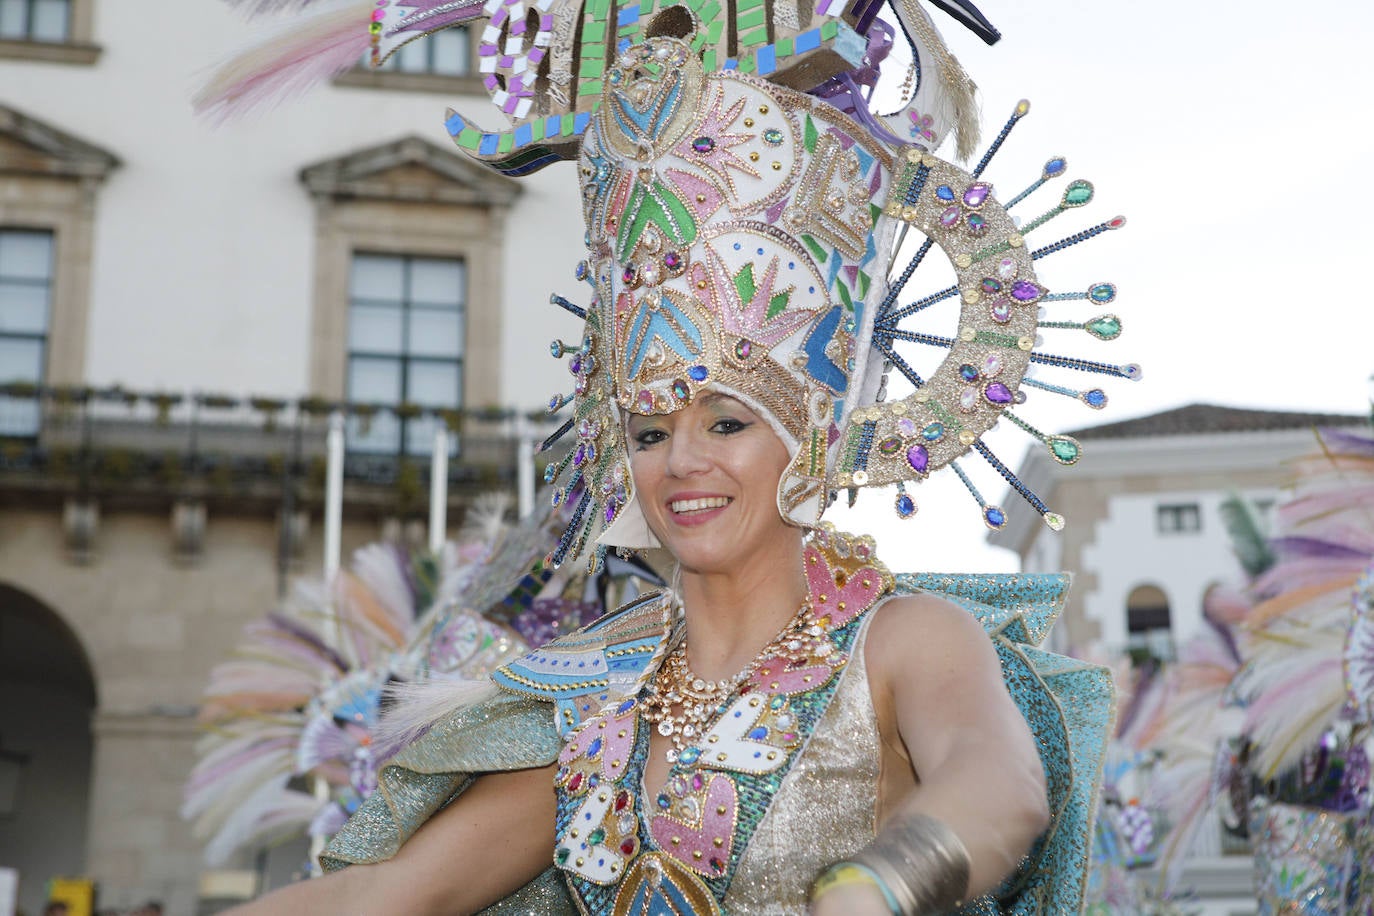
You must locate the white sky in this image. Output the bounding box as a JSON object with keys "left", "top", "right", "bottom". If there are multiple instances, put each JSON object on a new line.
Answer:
{"left": 831, "top": 0, "right": 1374, "bottom": 573}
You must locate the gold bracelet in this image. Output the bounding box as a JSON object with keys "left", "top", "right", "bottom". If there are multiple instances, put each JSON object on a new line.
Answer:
{"left": 851, "top": 813, "right": 971, "bottom": 915}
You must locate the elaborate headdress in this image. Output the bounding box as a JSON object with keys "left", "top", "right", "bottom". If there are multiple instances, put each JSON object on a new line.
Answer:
{"left": 203, "top": 0, "right": 1137, "bottom": 568}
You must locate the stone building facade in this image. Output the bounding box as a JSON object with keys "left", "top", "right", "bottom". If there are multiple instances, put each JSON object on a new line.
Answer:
{"left": 0, "top": 4, "right": 586, "bottom": 913}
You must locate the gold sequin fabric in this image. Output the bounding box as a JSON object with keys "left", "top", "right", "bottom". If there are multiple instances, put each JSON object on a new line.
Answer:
{"left": 724, "top": 610, "right": 883, "bottom": 913}
{"left": 319, "top": 689, "right": 563, "bottom": 872}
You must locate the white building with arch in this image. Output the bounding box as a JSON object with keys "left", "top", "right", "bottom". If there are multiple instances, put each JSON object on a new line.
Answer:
{"left": 991, "top": 403, "right": 1367, "bottom": 661}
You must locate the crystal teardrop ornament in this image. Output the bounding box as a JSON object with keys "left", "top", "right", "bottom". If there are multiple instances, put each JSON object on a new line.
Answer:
{"left": 1063, "top": 180, "right": 1093, "bottom": 207}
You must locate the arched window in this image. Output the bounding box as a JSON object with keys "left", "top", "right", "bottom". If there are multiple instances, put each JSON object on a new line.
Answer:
{"left": 1125, "top": 584, "right": 1173, "bottom": 665}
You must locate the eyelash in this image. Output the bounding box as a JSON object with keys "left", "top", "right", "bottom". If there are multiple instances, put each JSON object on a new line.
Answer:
{"left": 631, "top": 418, "right": 750, "bottom": 449}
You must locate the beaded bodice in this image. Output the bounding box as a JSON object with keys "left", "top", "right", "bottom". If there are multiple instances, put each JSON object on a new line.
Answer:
{"left": 723, "top": 610, "right": 883, "bottom": 913}
{"left": 546, "top": 533, "right": 892, "bottom": 913}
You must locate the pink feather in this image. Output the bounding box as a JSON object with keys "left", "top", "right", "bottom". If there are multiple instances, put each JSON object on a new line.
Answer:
{"left": 1242, "top": 657, "right": 1346, "bottom": 779}
{"left": 195, "top": 0, "right": 376, "bottom": 122}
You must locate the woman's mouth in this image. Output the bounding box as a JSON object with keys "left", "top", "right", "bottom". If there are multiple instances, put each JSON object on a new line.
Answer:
{"left": 669, "top": 496, "right": 732, "bottom": 515}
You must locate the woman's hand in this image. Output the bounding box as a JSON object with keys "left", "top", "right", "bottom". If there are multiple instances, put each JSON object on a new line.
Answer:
{"left": 808, "top": 880, "right": 892, "bottom": 916}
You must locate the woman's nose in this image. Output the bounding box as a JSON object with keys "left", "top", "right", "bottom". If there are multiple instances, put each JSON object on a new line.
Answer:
{"left": 664, "top": 426, "right": 710, "bottom": 477}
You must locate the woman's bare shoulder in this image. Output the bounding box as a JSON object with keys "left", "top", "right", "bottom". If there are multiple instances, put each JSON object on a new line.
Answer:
{"left": 866, "top": 591, "right": 990, "bottom": 656}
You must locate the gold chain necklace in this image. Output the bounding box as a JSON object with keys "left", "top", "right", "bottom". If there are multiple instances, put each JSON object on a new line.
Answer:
{"left": 641, "top": 599, "right": 823, "bottom": 763}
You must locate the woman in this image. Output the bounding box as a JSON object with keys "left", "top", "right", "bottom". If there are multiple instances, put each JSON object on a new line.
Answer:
{"left": 210, "top": 0, "right": 1124, "bottom": 911}
{"left": 227, "top": 392, "right": 1047, "bottom": 915}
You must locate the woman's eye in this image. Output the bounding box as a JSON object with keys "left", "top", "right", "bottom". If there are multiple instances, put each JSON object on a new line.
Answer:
{"left": 633, "top": 428, "right": 667, "bottom": 447}
{"left": 711, "top": 418, "right": 748, "bottom": 434}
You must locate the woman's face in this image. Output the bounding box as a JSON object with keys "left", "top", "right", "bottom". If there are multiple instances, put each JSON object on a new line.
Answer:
{"left": 626, "top": 392, "right": 796, "bottom": 575}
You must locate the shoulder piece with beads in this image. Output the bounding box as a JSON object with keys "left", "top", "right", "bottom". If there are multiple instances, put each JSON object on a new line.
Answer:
{"left": 492, "top": 589, "right": 673, "bottom": 736}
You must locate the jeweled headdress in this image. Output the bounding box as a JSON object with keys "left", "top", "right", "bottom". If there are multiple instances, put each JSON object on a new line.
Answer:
{"left": 203, "top": 0, "right": 1138, "bottom": 568}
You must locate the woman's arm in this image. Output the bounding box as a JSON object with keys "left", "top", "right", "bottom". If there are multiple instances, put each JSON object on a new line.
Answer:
{"left": 811, "top": 594, "right": 1049, "bottom": 914}
{"left": 224, "top": 761, "right": 558, "bottom": 916}
{"left": 870, "top": 593, "right": 1049, "bottom": 893}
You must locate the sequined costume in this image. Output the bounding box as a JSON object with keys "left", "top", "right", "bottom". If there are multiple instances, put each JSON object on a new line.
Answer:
{"left": 204, "top": 0, "right": 1135, "bottom": 910}
{"left": 323, "top": 530, "right": 1112, "bottom": 914}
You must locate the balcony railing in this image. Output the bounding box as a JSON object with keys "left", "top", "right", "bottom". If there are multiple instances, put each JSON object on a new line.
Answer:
{"left": 0, "top": 383, "right": 558, "bottom": 516}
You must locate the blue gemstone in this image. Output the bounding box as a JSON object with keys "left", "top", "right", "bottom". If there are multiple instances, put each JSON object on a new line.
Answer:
{"left": 551, "top": 489, "right": 563, "bottom": 507}
{"left": 984, "top": 507, "right": 1007, "bottom": 528}
{"left": 586, "top": 737, "right": 603, "bottom": 757}
{"left": 688, "top": 365, "right": 708, "bottom": 381}
{"left": 657, "top": 794, "right": 671, "bottom": 810}
{"left": 936, "top": 185, "right": 956, "bottom": 201}
{"left": 896, "top": 494, "right": 916, "bottom": 518}
{"left": 1089, "top": 283, "right": 1116, "bottom": 303}
{"left": 544, "top": 465, "right": 557, "bottom": 483}
{"left": 617, "top": 699, "right": 636, "bottom": 714}
{"left": 1084, "top": 389, "right": 1107, "bottom": 408}
{"left": 1045, "top": 157, "right": 1067, "bottom": 177}
{"left": 959, "top": 364, "right": 979, "bottom": 382}
{"left": 679, "top": 747, "right": 700, "bottom": 764}
{"left": 747, "top": 726, "right": 768, "bottom": 740}
{"left": 922, "top": 422, "right": 944, "bottom": 441}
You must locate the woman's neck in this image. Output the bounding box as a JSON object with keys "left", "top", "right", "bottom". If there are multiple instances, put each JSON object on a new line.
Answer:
{"left": 674, "top": 539, "right": 808, "bottom": 682}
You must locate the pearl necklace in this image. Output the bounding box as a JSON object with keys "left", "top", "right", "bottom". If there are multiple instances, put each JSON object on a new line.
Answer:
{"left": 641, "top": 599, "right": 823, "bottom": 763}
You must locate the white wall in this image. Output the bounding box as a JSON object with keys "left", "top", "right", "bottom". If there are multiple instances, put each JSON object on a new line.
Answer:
{"left": 1082, "top": 487, "right": 1279, "bottom": 654}
{"left": 0, "top": 4, "right": 587, "bottom": 409}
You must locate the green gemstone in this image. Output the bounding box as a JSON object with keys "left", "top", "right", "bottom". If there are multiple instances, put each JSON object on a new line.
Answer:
{"left": 1086, "top": 315, "right": 1121, "bottom": 340}
{"left": 1048, "top": 436, "right": 1081, "bottom": 465}
{"left": 556, "top": 848, "right": 570, "bottom": 864}
{"left": 1063, "top": 180, "right": 1093, "bottom": 207}
{"left": 588, "top": 827, "right": 606, "bottom": 845}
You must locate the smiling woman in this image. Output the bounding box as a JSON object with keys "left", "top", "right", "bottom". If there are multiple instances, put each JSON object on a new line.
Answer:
{"left": 211, "top": 0, "right": 1122, "bottom": 913}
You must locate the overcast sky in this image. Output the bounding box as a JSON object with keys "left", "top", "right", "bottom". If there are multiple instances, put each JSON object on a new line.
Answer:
{"left": 832, "top": 0, "right": 1374, "bottom": 572}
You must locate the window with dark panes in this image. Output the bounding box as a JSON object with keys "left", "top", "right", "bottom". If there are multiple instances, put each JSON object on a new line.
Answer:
{"left": 377, "top": 25, "right": 470, "bottom": 76}
{"left": 346, "top": 253, "right": 465, "bottom": 456}
{"left": 1156, "top": 502, "right": 1201, "bottom": 535}
{"left": 0, "top": 229, "right": 52, "bottom": 437}
{"left": 0, "top": 0, "right": 71, "bottom": 42}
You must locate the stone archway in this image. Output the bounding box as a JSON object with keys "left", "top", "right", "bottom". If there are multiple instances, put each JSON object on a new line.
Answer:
{"left": 0, "top": 583, "right": 98, "bottom": 916}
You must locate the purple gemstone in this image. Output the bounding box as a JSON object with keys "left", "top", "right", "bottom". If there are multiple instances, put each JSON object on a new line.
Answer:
{"left": 984, "top": 382, "right": 1012, "bottom": 405}
{"left": 906, "top": 444, "right": 929, "bottom": 474}
{"left": 939, "top": 206, "right": 960, "bottom": 228}
{"left": 735, "top": 339, "right": 752, "bottom": 359}
{"left": 1011, "top": 280, "right": 1041, "bottom": 302}
{"left": 962, "top": 183, "right": 991, "bottom": 208}
{"left": 574, "top": 444, "right": 587, "bottom": 466}
{"left": 604, "top": 501, "right": 618, "bottom": 524}
{"left": 663, "top": 251, "right": 681, "bottom": 269}
{"left": 989, "top": 300, "right": 1012, "bottom": 323}
{"left": 622, "top": 266, "right": 636, "bottom": 283}
{"left": 692, "top": 136, "right": 715, "bottom": 153}
{"left": 569, "top": 355, "right": 583, "bottom": 374}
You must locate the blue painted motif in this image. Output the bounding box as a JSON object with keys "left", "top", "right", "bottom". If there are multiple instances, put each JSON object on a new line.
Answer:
{"left": 801, "top": 306, "right": 848, "bottom": 392}
{"left": 625, "top": 292, "right": 704, "bottom": 380}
